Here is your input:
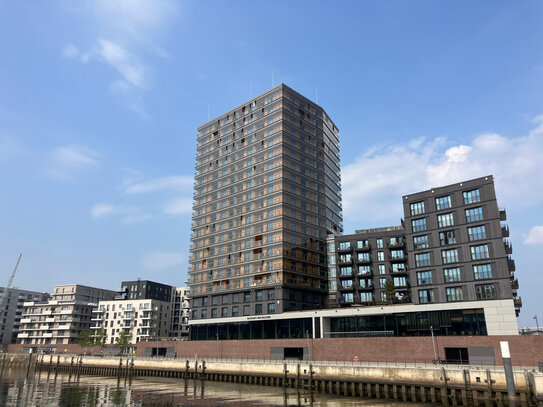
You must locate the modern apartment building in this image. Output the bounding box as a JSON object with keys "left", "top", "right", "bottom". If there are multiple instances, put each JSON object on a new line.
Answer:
{"left": 0, "top": 287, "right": 49, "bottom": 345}
{"left": 18, "top": 284, "right": 117, "bottom": 345}
{"left": 188, "top": 84, "right": 342, "bottom": 339}
{"left": 91, "top": 281, "right": 189, "bottom": 343}
{"left": 170, "top": 287, "right": 190, "bottom": 338}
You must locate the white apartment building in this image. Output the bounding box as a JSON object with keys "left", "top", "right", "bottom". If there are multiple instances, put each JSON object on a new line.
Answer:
{"left": 18, "top": 284, "right": 117, "bottom": 345}
{"left": 91, "top": 298, "right": 172, "bottom": 344}
{"left": 170, "top": 287, "right": 190, "bottom": 338}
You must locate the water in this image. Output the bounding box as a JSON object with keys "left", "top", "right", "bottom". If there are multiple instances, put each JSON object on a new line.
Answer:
{"left": 0, "top": 368, "right": 435, "bottom": 406}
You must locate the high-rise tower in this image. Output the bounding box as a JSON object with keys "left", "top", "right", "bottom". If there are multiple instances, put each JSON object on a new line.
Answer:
{"left": 188, "top": 84, "right": 342, "bottom": 334}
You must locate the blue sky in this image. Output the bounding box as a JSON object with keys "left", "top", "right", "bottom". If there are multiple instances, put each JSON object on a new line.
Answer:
{"left": 1, "top": 1, "right": 542, "bottom": 327}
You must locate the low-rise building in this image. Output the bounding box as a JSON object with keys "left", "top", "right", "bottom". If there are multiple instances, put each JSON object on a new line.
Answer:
{"left": 0, "top": 287, "right": 49, "bottom": 345}
{"left": 17, "top": 284, "right": 117, "bottom": 345}
{"left": 170, "top": 287, "right": 190, "bottom": 338}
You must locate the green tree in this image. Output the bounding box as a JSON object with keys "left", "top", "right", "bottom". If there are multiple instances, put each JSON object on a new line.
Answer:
{"left": 77, "top": 329, "right": 94, "bottom": 347}
{"left": 116, "top": 330, "right": 131, "bottom": 349}
{"left": 384, "top": 278, "right": 396, "bottom": 304}
{"left": 93, "top": 329, "right": 107, "bottom": 346}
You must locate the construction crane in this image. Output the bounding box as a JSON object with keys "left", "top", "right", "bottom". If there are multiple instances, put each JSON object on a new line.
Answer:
{"left": 0, "top": 254, "right": 22, "bottom": 312}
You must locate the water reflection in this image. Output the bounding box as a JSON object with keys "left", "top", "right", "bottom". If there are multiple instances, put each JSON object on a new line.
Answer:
{"left": 0, "top": 368, "right": 434, "bottom": 406}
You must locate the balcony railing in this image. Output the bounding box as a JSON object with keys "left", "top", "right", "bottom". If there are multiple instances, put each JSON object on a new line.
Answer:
{"left": 501, "top": 224, "right": 510, "bottom": 237}
{"left": 507, "top": 256, "right": 516, "bottom": 272}
{"left": 503, "top": 239, "right": 513, "bottom": 255}
{"left": 513, "top": 296, "right": 522, "bottom": 309}
{"left": 511, "top": 279, "right": 519, "bottom": 290}
{"left": 499, "top": 208, "right": 507, "bottom": 221}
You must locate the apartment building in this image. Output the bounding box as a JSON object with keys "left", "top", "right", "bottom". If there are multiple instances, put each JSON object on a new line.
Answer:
{"left": 18, "top": 284, "right": 117, "bottom": 345}
{"left": 90, "top": 281, "right": 188, "bottom": 344}
{"left": 0, "top": 287, "right": 49, "bottom": 345}
{"left": 188, "top": 84, "right": 342, "bottom": 339}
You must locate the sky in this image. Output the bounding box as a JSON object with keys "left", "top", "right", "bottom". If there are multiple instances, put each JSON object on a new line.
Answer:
{"left": 0, "top": 1, "right": 542, "bottom": 327}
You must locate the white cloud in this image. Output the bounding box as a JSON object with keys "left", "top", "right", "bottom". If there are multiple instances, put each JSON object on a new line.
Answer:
{"left": 142, "top": 251, "right": 185, "bottom": 271}
{"left": 163, "top": 197, "right": 193, "bottom": 215}
{"left": 45, "top": 146, "right": 101, "bottom": 180}
{"left": 97, "top": 39, "right": 147, "bottom": 89}
{"left": 123, "top": 175, "right": 193, "bottom": 194}
{"left": 63, "top": 43, "right": 80, "bottom": 59}
{"left": 90, "top": 202, "right": 150, "bottom": 224}
{"left": 342, "top": 116, "right": 543, "bottom": 227}
{"left": 524, "top": 226, "right": 543, "bottom": 245}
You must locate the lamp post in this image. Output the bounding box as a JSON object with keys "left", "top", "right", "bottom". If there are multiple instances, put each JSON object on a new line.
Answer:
{"left": 534, "top": 315, "right": 540, "bottom": 335}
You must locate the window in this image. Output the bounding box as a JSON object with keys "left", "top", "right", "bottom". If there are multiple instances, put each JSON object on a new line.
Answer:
{"left": 476, "top": 284, "right": 496, "bottom": 300}
{"left": 378, "top": 264, "right": 386, "bottom": 275}
{"left": 444, "top": 267, "right": 461, "bottom": 283}
{"left": 417, "top": 271, "right": 433, "bottom": 285}
{"left": 379, "top": 278, "right": 387, "bottom": 288}
{"left": 473, "top": 264, "right": 493, "bottom": 279}
{"left": 268, "top": 303, "right": 275, "bottom": 313}
{"left": 465, "top": 207, "right": 483, "bottom": 223}
{"left": 359, "top": 265, "right": 371, "bottom": 275}
{"left": 418, "top": 289, "right": 434, "bottom": 304}
{"left": 341, "top": 280, "right": 353, "bottom": 288}
{"left": 356, "top": 240, "right": 369, "bottom": 249}
{"left": 358, "top": 252, "right": 370, "bottom": 262}
{"left": 471, "top": 244, "right": 489, "bottom": 260}
{"left": 243, "top": 305, "right": 250, "bottom": 316}
{"left": 221, "top": 307, "right": 228, "bottom": 317}
{"left": 442, "top": 248, "right": 459, "bottom": 264}
{"left": 437, "top": 213, "right": 454, "bottom": 228}
{"left": 435, "top": 195, "right": 452, "bottom": 210}
{"left": 339, "top": 241, "right": 351, "bottom": 250}
{"left": 377, "top": 252, "right": 384, "bottom": 261}
{"left": 211, "top": 308, "right": 217, "bottom": 318}
{"left": 413, "top": 235, "right": 429, "bottom": 250}
{"left": 244, "top": 292, "right": 251, "bottom": 302}
{"left": 360, "top": 292, "right": 373, "bottom": 302}
{"left": 201, "top": 310, "right": 208, "bottom": 319}
{"left": 410, "top": 201, "right": 425, "bottom": 216}
{"left": 392, "top": 263, "right": 406, "bottom": 273}
{"left": 340, "top": 267, "right": 352, "bottom": 276}
{"left": 339, "top": 253, "right": 351, "bottom": 262}
{"left": 446, "top": 287, "right": 464, "bottom": 302}
{"left": 463, "top": 189, "right": 481, "bottom": 205}
{"left": 393, "top": 276, "right": 407, "bottom": 287}
{"left": 255, "top": 290, "right": 263, "bottom": 301}
{"left": 255, "top": 304, "right": 262, "bottom": 315}
{"left": 411, "top": 218, "right": 427, "bottom": 233}
{"left": 202, "top": 297, "right": 208, "bottom": 306}
{"left": 342, "top": 293, "right": 354, "bottom": 303}
{"left": 468, "top": 225, "right": 486, "bottom": 241}
{"left": 415, "top": 253, "right": 431, "bottom": 267}
{"left": 192, "top": 310, "right": 198, "bottom": 319}
{"left": 439, "top": 230, "right": 457, "bottom": 246}
{"left": 390, "top": 249, "right": 404, "bottom": 259}
{"left": 232, "top": 306, "right": 239, "bottom": 317}
{"left": 376, "top": 238, "right": 383, "bottom": 249}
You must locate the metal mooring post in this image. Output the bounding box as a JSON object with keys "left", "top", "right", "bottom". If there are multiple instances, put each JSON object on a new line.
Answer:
{"left": 500, "top": 341, "right": 516, "bottom": 407}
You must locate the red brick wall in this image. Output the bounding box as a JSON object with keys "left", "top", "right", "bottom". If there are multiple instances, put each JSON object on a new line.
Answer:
{"left": 136, "top": 335, "right": 543, "bottom": 366}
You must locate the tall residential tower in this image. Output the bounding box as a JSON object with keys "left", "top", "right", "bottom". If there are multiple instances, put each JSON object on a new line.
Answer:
{"left": 188, "top": 84, "right": 342, "bottom": 338}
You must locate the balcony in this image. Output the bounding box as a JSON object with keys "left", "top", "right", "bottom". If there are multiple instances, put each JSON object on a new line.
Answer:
{"left": 337, "top": 245, "right": 352, "bottom": 253}
{"left": 355, "top": 244, "right": 370, "bottom": 251}
{"left": 92, "top": 308, "right": 104, "bottom": 313}
{"left": 358, "top": 284, "right": 373, "bottom": 291}
{"left": 389, "top": 255, "right": 406, "bottom": 262}
{"left": 357, "top": 270, "right": 372, "bottom": 277}
{"left": 355, "top": 257, "right": 371, "bottom": 264}
{"left": 501, "top": 224, "right": 510, "bottom": 237}
{"left": 391, "top": 266, "right": 408, "bottom": 274}
{"left": 338, "top": 257, "right": 353, "bottom": 265}
{"left": 507, "top": 256, "right": 516, "bottom": 272}
{"left": 511, "top": 279, "right": 519, "bottom": 290}
{"left": 338, "top": 284, "right": 354, "bottom": 291}
{"left": 503, "top": 240, "right": 512, "bottom": 255}
{"left": 513, "top": 296, "right": 522, "bottom": 309}
{"left": 388, "top": 241, "right": 405, "bottom": 249}
{"left": 499, "top": 208, "right": 507, "bottom": 221}
{"left": 45, "top": 317, "right": 55, "bottom": 323}
{"left": 18, "top": 333, "right": 29, "bottom": 339}
{"left": 338, "top": 273, "right": 354, "bottom": 279}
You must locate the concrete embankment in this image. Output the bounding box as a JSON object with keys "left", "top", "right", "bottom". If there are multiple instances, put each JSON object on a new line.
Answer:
{"left": 2, "top": 353, "right": 543, "bottom": 406}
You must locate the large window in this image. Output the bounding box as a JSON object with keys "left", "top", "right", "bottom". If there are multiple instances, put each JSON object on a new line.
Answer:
{"left": 411, "top": 218, "right": 427, "bottom": 233}
{"left": 341, "top": 280, "right": 353, "bottom": 288}
{"left": 476, "top": 284, "right": 496, "bottom": 300}
{"left": 442, "top": 248, "right": 459, "bottom": 264}
{"left": 360, "top": 292, "right": 373, "bottom": 302}
{"left": 390, "top": 249, "right": 404, "bottom": 259}
{"left": 439, "top": 230, "right": 457, "bottom": 246}
{"left": 465, "top": 207, "right": 483, "bottom": 223}
{"left": 393, "top": 276, "right": 407, "bottom": 287}
{"left": 356, "top": 240, "right": 369, "bottom": 249}
{"left": 339, "top": 241, "right": 351, "bottom": 250}
{"left": 435, "top": 195, "right": 452, "bottom": 210}
{"left": 415, "top": 253, "right": 431, "bottom": 267}
{"left": 473, "top": 264, "right": 493, "bottom": 279}
{"left": 417, "top": 271, "right": 433, "bottom": 285}
{"left": 342, "top": 293, "right": 354, "bottom": 303}
{"left": 418, "top": 289, "right": 434, "bottom": 304}
{"left": 410, "top": 201, "right": 425, "bottom": 216}
{"left": 358, "top": 265, "right": 371, "bottom": 275}
{"left": 446, "top": 287, "right": 464, "bottom": 302}
{"left": 444, "top": 267, "right": 461, "bottom": 283}
{"left": 378, "top": 264, "right": 386, "bottom": 274}
{"left": 438, "top": 213, "right": 454, "bottom": 228}
{"left": 376, "top": 239, "right": 384, "bottom": 249}
{"left": 340, "top": 267, "right": 352, "bottom": 276}
{"left": 392, "top": 263, "right": 406, "bottom": 273}
{"left": 471, "top": 244, "right": 489, "bottom": 260}
{"left": 413, "top": 235, "right": 429, "bottom": 250}
{"left": 358, "top": 252, "right": 370, "bottom": 261}
{"left": 468, "top": 225, "right": 487, "bottom": 241}
{"left": 463, "top": 189, "right": 481, "bottom": 205}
